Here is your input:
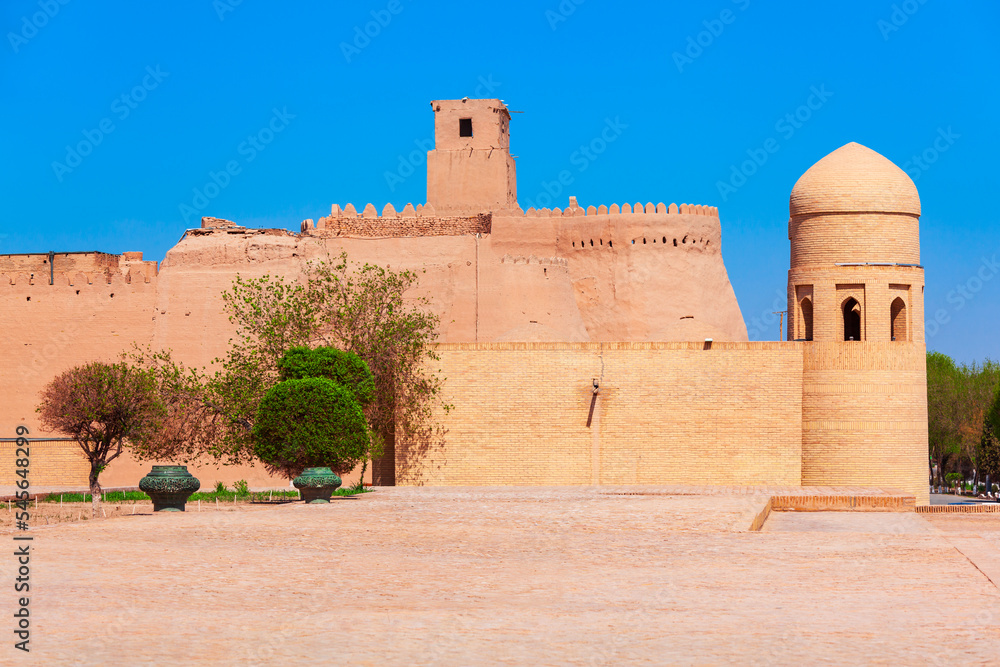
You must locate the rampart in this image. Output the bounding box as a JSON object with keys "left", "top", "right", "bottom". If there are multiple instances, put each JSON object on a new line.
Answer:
{"left": 303, "top": 203, "right": 492, "bottom": 237}
{"left": 0, "top": 251, "right": 158, "bottom": 286}
{"left": 402, "top": 341, "right": 804, "bottom": 488}
{"left": 3, "top": 340, "right": 927, "bottom": 504}
{"left": 395, "top": 340, "right": 927, "bottom": 504}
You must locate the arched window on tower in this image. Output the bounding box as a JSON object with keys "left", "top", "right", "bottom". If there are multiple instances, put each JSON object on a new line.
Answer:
{"left": 843, "top": 297, "right": 862, "bottom": 341}
{"left": 799, "top": 297, "right": 814, "bottom": 341}
{"left": 890, "top": 297, "right": 908, "bottom": 342}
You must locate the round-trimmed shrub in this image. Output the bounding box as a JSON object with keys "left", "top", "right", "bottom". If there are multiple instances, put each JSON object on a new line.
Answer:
{"left": 253, "top": 377, "right": 370, "bottom": 478}
{"left": 278, "top": 346, "right": 375, "bottom": 405}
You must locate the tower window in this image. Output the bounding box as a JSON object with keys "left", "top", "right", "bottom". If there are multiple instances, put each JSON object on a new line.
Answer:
{"left": 843, "top": 297, "right": 862, "bottom": 341}
{"left": 459, "top": 118, "right": 473, "bottom": 137}
{"left": 799, "top": 297, "right": 814, "bottom": 341}
{"left": 890, "top": 297, "right": 908, "bottom": 342}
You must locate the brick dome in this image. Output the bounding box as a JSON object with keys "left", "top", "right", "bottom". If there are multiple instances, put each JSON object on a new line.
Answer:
{"left": 790, "top": 143, "right": 920, "bottom": 217}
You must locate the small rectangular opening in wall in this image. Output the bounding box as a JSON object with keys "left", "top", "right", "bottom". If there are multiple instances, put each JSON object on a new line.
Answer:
{"left": 459, "top": 118, "right": 473, "bottom": 137}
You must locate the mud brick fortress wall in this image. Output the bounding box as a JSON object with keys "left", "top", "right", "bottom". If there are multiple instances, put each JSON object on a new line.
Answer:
{"left": 0, "top": 100, "right": 929, "bottom": 504}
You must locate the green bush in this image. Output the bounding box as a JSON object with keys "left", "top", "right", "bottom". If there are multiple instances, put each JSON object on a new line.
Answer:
{"left": 253, "top": 377, "right": 370, "bottom": 478}
{"left": 278, "top": 346, "right": 375, "bottom": 406}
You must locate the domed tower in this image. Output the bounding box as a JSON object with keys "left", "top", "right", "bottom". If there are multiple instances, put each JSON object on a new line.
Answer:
{"left": 788, "top": 142, "right": 928, "bottom": 504}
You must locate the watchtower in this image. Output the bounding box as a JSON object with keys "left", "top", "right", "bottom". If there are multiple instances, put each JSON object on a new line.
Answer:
{"left": 426, "top": 98, "right": 518, "bottom": 214}
{"left": 787, "top": 142, "right": 924, "bottom": 343}
{"left": 788, "top": 142, "right": 928, "bottom": 503}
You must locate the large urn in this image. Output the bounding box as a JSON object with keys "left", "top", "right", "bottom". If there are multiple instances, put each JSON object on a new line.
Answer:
{"left": 293, "top": 467, "right": 342, "bottom": 504}
{"left": 139, "top": 465, "right": 201, "bottom": 512}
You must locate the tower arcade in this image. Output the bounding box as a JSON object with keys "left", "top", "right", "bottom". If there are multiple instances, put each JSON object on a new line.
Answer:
{"left": 787, "top": 142, "right": 925, "bottom": 343}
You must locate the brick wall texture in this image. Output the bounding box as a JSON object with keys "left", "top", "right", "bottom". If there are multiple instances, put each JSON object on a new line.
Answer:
{"left": 0, "top": 440, "right": 90, "bottom": 487}
{"left": 394, "top": 341, "right": 927, "bottom": 504}
{"left": 400, "top": 342, "right": 805, "bottom": 487}
{"left": 314, "top": 213, "right": 492, "bottom": 237}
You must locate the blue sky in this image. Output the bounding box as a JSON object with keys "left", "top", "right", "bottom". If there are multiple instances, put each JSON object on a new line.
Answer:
{"left": 1, "top": 0, "right": 997, "bottom": 363}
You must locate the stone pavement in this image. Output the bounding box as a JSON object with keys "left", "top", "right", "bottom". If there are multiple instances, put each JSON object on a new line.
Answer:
{"left": 7, "top": 487, "right": 1000, "bottom": 665}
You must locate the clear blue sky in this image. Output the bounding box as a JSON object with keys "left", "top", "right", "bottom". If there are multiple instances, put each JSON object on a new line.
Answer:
{"left": 2, "top": 0, "right": 997, "bottom": 363}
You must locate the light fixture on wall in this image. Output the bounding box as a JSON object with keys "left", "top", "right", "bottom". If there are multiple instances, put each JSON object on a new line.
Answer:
{"left": 587, "top": 379, "right": 600, "bottom": 428}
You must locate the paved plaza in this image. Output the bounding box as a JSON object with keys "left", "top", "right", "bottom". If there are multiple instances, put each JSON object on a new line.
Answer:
{"left": 9, "top": 487, "right": 1000, "bottom": 665}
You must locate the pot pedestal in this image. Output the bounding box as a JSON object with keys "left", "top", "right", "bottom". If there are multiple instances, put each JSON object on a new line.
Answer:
{"left": 293, "top": 467, "right": 342, "bottom": 504}
{"left": 139, "top": 466, "right": 201, "bottom": 512}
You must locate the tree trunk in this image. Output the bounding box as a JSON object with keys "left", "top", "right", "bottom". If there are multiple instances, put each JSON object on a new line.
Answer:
{"left": 356, "top": 458, "right": 368, "bottom": 491}
{"left": 89, "top": 463, "right": 103, "bottom": 518}
{"left": 372, "top": 425, "right": 396, "bottom": 486}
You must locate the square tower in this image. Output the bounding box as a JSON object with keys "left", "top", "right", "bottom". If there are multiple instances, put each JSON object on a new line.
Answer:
{"left": 427, "top": 99, "right": 518, "bottom": 214}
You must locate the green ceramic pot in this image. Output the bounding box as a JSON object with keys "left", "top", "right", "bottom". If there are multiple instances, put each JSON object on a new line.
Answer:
{"left": 139, "top": 465, "right": 201, "bottom": 512}
{"left": 292, "top": 467, "right": 342, "bottom": 504}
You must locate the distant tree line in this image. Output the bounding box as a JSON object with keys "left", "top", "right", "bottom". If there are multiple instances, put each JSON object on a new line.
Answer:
{"left": 927, "top": 352, "right": 1000, "bottom": 491}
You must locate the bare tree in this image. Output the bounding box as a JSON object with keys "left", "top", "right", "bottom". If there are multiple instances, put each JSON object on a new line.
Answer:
{"left": 125, "top": 347, "right": 227, "bottom": 464}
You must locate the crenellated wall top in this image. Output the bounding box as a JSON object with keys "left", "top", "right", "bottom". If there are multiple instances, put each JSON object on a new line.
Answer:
{"left": 524, "top": 197, "right": 719, "bottom": 219}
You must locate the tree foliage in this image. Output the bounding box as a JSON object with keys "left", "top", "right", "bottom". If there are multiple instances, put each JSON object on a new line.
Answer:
{"left": 37, "top": 361, "right": 164, "bottom": 516}
{"left": 976, "top": 388, "right": 1000, "bottom": 483}
{"left": 253, "top": 377, "right": 370, "bottom": 479}
{"left": 306, "top": 254, "right": 446, "bottom": 482}
{"left": 278, "top": 346, "right": 375, "bottom": 405}
{"left": 205, "top": 252, "right": 446, "bottom": 480}
{"left": 124, "top": 347, "right": 226, "bottom": 464}
{"left": 927, "top": 351, "right": 1000, "bottom": 486}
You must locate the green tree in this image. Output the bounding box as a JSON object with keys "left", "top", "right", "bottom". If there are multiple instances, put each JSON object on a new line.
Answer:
{"left": 203, "top": 274, "right": 319, "bottom": 465}
{"left": 278, "top": 346, "right": 375, "bottom": 405}
{"left": 206, "top": 253, "right": 446, "bottom": 483}
{"left": 253, "top": 378, "right": 370, "bottom": 479}
{"left": 927, "top": 352, "right": 1000, "bottom": 487}
{"left": 37, "top": 361, "right": 164, "bottom": 517}
{"left": 976, "top": 388, "right": 1000, "bottom": 491}
{"left": 927, "top": 352, "right": 963, "bottom": 485}
{"left": 306, "top": 253, "right": 446, "bottom": 484}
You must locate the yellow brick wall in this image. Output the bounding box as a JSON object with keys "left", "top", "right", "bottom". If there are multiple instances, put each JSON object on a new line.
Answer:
{"left": 399, "top": 342, "right": 805, "bottom": 487}
{"left": 801, "top": 342, "right": 929, "bottom": 505}
{"left": 0, "top": 439, "right": 90, "bottom": 487}
{"left": 4, "top": 343, "right": 929, "bottom": 505}
{"left": 790, "top": 212, "right": 921, "bottom": 267}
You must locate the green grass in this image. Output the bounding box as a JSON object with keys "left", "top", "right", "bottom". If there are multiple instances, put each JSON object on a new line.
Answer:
{"left": 41, "top": 486, "right": 373, "bottom": 504}
{"left": 333, "top": 486, "right": 373, "bottom": 497}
